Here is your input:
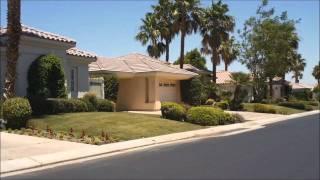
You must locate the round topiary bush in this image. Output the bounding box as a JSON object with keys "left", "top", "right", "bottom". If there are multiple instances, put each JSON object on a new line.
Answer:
{"left": 186, "top": 107, "right": 235, "bottom": 126}
{"left": 97, "top": 99, "right": 115, "bottom": 112}
{"left": 161, "top": 102, "right": 186, "bottom": 121}
{"left": 3, "top": 98, "right": 32, "bottom": 129}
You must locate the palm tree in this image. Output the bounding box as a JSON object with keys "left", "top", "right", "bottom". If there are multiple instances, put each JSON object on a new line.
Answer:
{"left": 136, "top": 13, "right": 164, "bottom": 58}
{"left": 3, "top": 0, "right": 22, "bottom": 99}
{"left": 152, "top": 0, "right": 175, "bottom": 62}
{"left": 200, "top": 0, "right": 235, "bottom": 84}
{"left": 173, "top": 0, "right": 201, "bottom": 69}
{"left": 218, "top": 36, "right": 239, "bottom": 71}
{"left": 229, "top": 72, "right": 251, "bottom": 110}
{"left": 312, "top": 63, "right": 320, "bottom": 85}
{"left": 290, "top": 53, "right": 306, "bottom": 83}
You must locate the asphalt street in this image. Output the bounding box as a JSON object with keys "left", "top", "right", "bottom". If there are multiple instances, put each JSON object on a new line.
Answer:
{"left": 5, "top": 114, "right": 319, "bottom": 180}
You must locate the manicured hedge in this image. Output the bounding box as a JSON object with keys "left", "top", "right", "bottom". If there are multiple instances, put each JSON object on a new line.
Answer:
{"left": 215, "top": 101, "right": 229, "bottom": 110}
{"left": 161, "top": 102, "right": 186, "bottom": 121}
{"left": 186, "top": 107, "right": 235, "bottom": 126}
{"left": 96, "top": 99, "right": 115, "bottom": 112}
{"left": 46, "top": 98, "right": 88, "bottom": 114}
{"left": 253, "top": 104, "right": 276, "bottom": 114}
{"left": 2, "top": 98, "right": 32, "bottom": 129}
{"left": 278, "top": 102, "right": 306, "bottom": 110}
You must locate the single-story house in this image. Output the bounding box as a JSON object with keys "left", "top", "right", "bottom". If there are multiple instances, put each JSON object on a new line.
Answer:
{"left": 89, "top": 53, "right": 197, "bottom": 111}
{"left": 290, "top": 82, "right": 314, "bottom": 93}
{"left": 0, "top": 25, "right": 96, "bottom": 98}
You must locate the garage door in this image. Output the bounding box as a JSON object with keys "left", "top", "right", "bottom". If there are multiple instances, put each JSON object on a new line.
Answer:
{"left": 159, "top": 81, "right": 177, "bottom": 102}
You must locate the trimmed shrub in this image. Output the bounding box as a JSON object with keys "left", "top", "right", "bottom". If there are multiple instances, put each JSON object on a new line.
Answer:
{"left": 97, "top": 99, "right": 115, "bottom": 112}
{"left": 186, "top": 107, "right": 235, "bottom": 126}
{"left": 27, "top": 54, "right": 66, "bottom": 99}
{"left": 215, "top": 101, "right": 229, "bottom": 110}
{"left": 253, "top": 104, "right": 276, "bottom": 114}
{"left": 292, "top": 90, "right": 313, "bottom": 101}
{"left": 82, "top": 93, "right": 98, "bottom": 111}
{"left": 2, "top": 98, "right": 32, "bottom": 129}
{"left": 305, "top": 105, "right": 314, "bottom": 111}
{"left": 103, "top": 76, "right": 119, "bottom": 101}
{"left": 45, "top": 98, "right": 88, "bottom": 114}
{"left": 205, "top": 99, "right": 215, "bottom": 105}
{"left": 278, "top": 102, "right": 306, "bottom": 110}
{"left": 180, "top": 77, "right": 208, "bottom": 106}
{"left": 161, "top": 102, "right": 186, "bottom": 121}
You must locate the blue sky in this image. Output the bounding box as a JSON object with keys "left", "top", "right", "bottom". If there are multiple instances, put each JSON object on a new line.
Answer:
{"left": 1, "top": 0, "right": 319, "bottom": 84}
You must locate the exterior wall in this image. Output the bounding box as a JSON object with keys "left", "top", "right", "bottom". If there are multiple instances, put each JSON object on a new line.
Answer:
{"left": 271, "top": 84, "right": 282, "bottom": 99}
{"left": 116, "top": 76, "right": 181, "bottom": 111}
{"left": 66, "top": 56, "right": 92, "bottom": 98}
{"left": 0, "top": 36, "right": 91, "bottom": 98}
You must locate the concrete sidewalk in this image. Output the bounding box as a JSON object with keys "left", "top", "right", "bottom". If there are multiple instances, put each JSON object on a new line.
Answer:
{"left": 1, "top": 110, "right": 319, "bottom": 177}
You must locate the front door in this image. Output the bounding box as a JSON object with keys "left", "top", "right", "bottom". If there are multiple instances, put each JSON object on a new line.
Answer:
{"left": 70, "top": 67, "right": 78, "bottom": 98}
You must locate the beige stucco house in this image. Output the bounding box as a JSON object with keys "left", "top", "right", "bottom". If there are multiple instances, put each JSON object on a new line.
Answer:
{"left": 0, "top": 25, "right": 96, "bottom": 98}
{"left": 89, "top": 53, "right": 197, "bottom": 111}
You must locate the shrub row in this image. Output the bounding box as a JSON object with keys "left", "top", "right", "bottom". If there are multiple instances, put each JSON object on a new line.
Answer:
{"left": 161, "top": 102, "right": 238, "bottom": 126}
{"left": 253, "top": 104, "right": 276, "bottom": 114}
{"left": 214, "top": 101, "right": 229, "bottom": 110}
{"left": 278, "top": 102, "right": 306, "bottom": 110}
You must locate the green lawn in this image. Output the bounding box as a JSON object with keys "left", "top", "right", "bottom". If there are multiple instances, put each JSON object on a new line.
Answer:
{"left": 243, "top": 103, "right": 306, "bottom": 115}
{"left": 28, "top": 112, "right": 203, "bottom": 141}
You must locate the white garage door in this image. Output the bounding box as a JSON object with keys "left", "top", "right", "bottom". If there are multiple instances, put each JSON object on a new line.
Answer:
{"left": 159, "top": 81, "right": 177, "bottom": 102}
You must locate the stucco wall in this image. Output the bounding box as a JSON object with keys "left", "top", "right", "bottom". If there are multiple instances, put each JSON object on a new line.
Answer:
{"left": 0, "top": 36, "right": 91, "bottom": 98}
{"left": 116, "top": 76, "right": 181, "bottom": 111}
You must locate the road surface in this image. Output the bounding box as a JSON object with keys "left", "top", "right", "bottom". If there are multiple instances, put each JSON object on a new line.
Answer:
{"left": 5, "top": 114, "right": 319, "bottom": 180}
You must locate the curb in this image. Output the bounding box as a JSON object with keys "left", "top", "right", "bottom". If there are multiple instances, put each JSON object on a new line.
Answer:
{"left": 1, "top": 110, "right": 319, "bottom": 176}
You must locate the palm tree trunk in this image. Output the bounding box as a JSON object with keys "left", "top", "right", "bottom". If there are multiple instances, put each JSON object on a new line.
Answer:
{"left": 295, "top": 77, "right": 299, "bottom": 83}
{"left": 269, "top": 77, "right": 273, "bottom": 99}
{"left": 179, "top": 30, "right": 185, "bottom": 69}
{"left": 224, "top": 62, "right": 228, "bottom": 71}
{"left": 4, "top": 0, "right": 21, "bottom": 99}
{"left": 212, "top": 51, "right": 219, "bottom": 84}
{"left": 165, "top": 39, "right": 169, "bottom": 62}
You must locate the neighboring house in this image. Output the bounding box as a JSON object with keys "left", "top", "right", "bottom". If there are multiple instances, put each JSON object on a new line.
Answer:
{"left": 268, "top": 77, "right": 290, "bottom": 99}
{"left": 215, "top": 71, "right": 253, "bottom": 102}
{"left": 290, "top": 82, "right": 314, "bottom": 93}
{"left": 89, "top": 53, "right": 197, "bottom": 111}
{"left": 171, "top": 64, "right": 211, "bottom": 75}
{"left": 0, "top": 25, "right": 96, "bottom": 98}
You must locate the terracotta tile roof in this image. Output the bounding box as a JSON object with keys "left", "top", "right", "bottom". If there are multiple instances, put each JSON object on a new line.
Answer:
{"left": 290, "top": 82, "right": 314, "bottom": 90}
{"left": 0, "top": 25, "right": 76, "bottom": 44}
{"left": 67, "top": 48, "right": 97, "bottom": 59}
{"left": 89, "top": 53, "right": 197, "bottom": 76}
{"left": 216, "top": 71, "right": 233, "bottom": 84}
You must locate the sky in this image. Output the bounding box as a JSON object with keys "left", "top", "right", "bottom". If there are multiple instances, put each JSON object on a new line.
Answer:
{"left": 0, "top": 0, "right": 319, "bottom": 84}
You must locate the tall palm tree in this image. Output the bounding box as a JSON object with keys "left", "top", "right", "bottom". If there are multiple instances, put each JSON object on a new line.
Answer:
{"left": 290, "top": 53, "right": 306, "bottom": 83}
{"left": 200, "top": 0, "right": 234, "bottom": 84}
{"left": 4, "top": 0, "right": 22, "bottom": 99}
{"left": 136, "top": 13, "right": 164, "bottom": 58}
{"left": 218, "top": 36, "right": 239, "bottom": 71}
{"left": 152, "top": 0, "right": 175, "bottom": 62}
{"left": 173, "top": 0, "right": 201, "bottom": 69}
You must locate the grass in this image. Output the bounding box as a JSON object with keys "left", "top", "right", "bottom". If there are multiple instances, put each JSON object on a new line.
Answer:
{"left": 28, "top": 112, "right": 203, "bottom": 141}
{"left": 243, "top": 103, "right": 306, "bottom": 115}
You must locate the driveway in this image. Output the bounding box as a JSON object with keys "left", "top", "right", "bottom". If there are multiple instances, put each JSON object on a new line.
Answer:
{"left": 0, "top": 132, "right": 92, "bottom": 161}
